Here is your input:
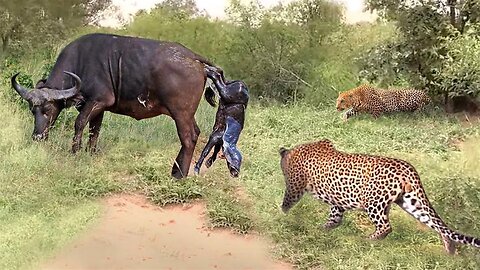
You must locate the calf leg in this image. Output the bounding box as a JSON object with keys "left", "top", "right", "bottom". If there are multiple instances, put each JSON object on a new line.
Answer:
{"left": 172, "top": 117, "right": 199, "bottom": 179}
{"left": 87, "top": 111, "right": 105, "bottom": 153}
{"left": 206, "top": 144, "right": 222, "bottom": 168}
{"left": 194, "top": 132, "right": 222, "bottom": 175}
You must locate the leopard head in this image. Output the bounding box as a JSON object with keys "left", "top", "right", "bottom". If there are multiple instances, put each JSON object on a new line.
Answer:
{"left": 336, "top": 92, "right": 354, "bottom": 111}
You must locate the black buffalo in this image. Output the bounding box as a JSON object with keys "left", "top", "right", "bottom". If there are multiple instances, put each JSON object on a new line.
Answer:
{"left": 12, "top": 33, "right": 219, "bottom": 179}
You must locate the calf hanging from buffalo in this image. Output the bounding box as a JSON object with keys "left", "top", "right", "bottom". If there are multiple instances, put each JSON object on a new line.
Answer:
{"left": 194, "top": 65, "right": 249, "bottom": 177}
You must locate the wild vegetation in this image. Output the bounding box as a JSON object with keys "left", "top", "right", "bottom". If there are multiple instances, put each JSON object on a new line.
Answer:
{"left": 1, "top": 0, "right": 479, "bottom": 269}
{"left": 362, "top": 0, "right": 480, "bottom": 111}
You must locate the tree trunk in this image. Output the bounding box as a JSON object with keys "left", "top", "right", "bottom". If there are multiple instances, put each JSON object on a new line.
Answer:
{"left": 0, "top": 35, "right": 9, "bottom": 61}
{"left": 448, "top": 0, "right": 458, "bottom": 29}
{"left": 2, "top": 37, "right": 8, "bottom": 52}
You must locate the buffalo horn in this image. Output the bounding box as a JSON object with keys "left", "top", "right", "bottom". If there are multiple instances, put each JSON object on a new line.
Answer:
{"left": 11, "top": 73, "right": 31, "bottom": 100}
{"left": 47, "top": 71, "right": 82, "bottom": 100}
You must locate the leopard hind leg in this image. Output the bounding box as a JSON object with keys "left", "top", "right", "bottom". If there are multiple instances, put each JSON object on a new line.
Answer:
{"left": 323, "top": 205, "right": 345, "bottom": 230}
{"left": 362, "top": 177, "right": 402, "bottom": 240}
{"left": 365, "top": 201, "right": 393, "bottom": 240}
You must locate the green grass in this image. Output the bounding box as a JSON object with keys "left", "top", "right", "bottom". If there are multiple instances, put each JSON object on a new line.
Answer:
{"left": 239, "top": 105, "right": 480, "bottom": 269}
{"left": 1, "top": 84, "right": 479, "bottom": 269}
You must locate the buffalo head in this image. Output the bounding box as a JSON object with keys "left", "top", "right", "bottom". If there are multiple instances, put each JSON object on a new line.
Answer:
{"left": 11, "top": 71, "right": 81, "bottom": 141}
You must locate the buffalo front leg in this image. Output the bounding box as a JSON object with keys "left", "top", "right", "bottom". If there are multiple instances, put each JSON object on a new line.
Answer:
{"left": 172, "top": 118, "right": 200, "bottom": 179}
{"left": 72, "top": 102, "right": 103, "bottom": 154}
{"left": 87, "top": 111, "right": 105, "bottom": 153}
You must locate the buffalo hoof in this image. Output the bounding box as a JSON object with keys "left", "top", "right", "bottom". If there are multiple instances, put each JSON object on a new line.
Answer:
{"left": 32, "top": 133, "right": 47, "bottom": 141}
{"left": 71, "top": 141, "right": 82, "bottom": 154}
{"left": 171, "top": 165, "right": 186, "bottom": 179}
{"left": 86, "top": 147, "right": 99, "bottom": 155}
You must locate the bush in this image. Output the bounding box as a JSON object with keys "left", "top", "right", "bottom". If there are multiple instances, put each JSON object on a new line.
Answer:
{"left": 433, "top": 29, "right": 480, "bottom": 99}
{"left": 1, "top": 53, "right": 56, "bottom": 107}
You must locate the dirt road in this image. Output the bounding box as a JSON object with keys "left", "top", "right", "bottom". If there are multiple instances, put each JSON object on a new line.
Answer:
{"left": 40, "top": 195, "right": 292, "bottom": 270}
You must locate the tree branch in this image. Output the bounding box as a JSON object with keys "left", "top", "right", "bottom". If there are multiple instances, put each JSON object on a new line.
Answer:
{"left": 279, "top": 66, "right": 313, "bottom": 88}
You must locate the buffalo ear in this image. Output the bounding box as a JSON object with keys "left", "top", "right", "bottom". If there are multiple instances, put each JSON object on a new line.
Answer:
{"left": 35, "top": 79, "right": 47, "bottom": 88}
{"left": 11, "top": 73, "right": 32, "bottom": 101}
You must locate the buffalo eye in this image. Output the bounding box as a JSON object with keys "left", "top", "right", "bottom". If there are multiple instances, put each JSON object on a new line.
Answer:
{"left": 43, "top": 108, "right": 51, "bottom": 117}
{"left": 42, "top": 103, "right": 54, "bottom": 113}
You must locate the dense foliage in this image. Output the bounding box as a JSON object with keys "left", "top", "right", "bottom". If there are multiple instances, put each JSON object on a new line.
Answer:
{"left": 0, "top": 0, "right": 110, "bottom": 60}
{"left": 361, "top": 0, "right": 480, "bottom": 107}
{"left": 123, "top": 0, "right": 351, "bottom": 103}
{"left": 0, "top": 0, "right": 395, "bottom": 105}
{"left": 2, "top": 0, "right": 480, "bottom": 108}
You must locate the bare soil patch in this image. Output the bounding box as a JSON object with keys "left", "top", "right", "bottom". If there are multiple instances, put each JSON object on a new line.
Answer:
{"left": 452, "top": 111, "right": 480, "bottom": 127}
{"left": 40, "top": 195, "right": 292, "bottom": 270}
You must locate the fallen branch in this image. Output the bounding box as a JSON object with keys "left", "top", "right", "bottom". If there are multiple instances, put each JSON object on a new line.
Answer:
{"left": 279, "top": 66, "right": 313, "bottom": 88}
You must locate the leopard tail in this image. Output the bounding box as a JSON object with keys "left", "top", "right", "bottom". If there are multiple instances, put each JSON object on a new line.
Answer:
{"left": 398, "top": 179, "right": 480, "bottom": 253}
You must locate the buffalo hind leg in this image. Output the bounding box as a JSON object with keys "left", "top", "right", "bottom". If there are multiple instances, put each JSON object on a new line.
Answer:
{"left": 87, "top": 111, "right": 105, "bottom": 153}
{"left": 194, "top": 122, "right": 201, "bottom": 138}
{"left": 172, "top": 117, "right": 199, "bottom": 179}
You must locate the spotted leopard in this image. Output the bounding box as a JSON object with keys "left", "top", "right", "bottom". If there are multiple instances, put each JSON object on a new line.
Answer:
{"left": 279, "top": 139, "right": 479, "bottom": 254}
{"left": 336, "top": 84, "right": 430, "bottom": 120}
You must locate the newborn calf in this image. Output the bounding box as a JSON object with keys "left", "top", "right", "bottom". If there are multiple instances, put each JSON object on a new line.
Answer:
{"left": 194, "top": 66, "right": 249, "bottom": 177}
